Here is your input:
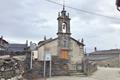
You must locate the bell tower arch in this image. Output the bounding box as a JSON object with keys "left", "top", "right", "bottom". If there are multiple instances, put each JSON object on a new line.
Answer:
{"left": 57, "top": 6, "right": 71, "bottom": 36}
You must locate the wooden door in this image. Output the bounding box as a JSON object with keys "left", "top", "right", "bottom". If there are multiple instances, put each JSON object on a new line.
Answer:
{"left": 60, "top": 50, "right": 69, "bottom": 59}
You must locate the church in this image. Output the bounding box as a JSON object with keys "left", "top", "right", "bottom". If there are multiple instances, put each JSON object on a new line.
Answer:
{"left": 37, "top": 7, "right": 85, "bottom": 71}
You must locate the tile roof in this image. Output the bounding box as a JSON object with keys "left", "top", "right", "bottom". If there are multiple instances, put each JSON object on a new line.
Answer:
{"left": 38, "top": 37, "right": 84, "bottom": 47}
{"left": 8, "top": 44, "right": 27, "bottom": 52}
{"left": 87, "top": 56, "right": 117, "bottom": 61}
{"left": 89, "top": 49, "right": 120, "bottom": 54}
{"left": 38, "top": 38, "right": 58, "bottom": 47}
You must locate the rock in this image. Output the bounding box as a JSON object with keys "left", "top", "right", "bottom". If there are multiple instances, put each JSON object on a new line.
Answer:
{"left": 0, "top": 58, "right": 24, "bottom": 80}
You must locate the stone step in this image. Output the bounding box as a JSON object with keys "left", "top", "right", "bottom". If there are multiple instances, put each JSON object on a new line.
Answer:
{"left": 70, "top": 72, "right": 84, "bottom": 75}
{"left": 70, "top": 73, "right": 85, "bottom": 77}
{"left": 69, "top": 70, "right": 85, "bottom": 76}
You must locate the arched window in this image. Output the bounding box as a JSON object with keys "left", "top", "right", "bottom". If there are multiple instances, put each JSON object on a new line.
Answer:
{"left": 62, "top": 22, "right": 67, "bottom": 33}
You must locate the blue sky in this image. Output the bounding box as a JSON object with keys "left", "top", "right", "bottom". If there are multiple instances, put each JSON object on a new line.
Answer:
{"left": 0, "top": 0, "right": 120, "bottom": 52}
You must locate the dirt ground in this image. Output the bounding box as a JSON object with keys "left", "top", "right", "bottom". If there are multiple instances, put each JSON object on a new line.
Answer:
{"left": 47, "top": 67, "right": 120, "bottom": 80}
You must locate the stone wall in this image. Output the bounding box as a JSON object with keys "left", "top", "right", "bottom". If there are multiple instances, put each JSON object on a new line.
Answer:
{"left": 37, "top": 39, "right": 84, "bottom": 65}
{"left": 82, "top": 58, "right": 97, "bottom": 76}
{"left": 23, "top": 56, "right": 69, "bottom": 79}
{"left": 87, "top": 53, "right": 120, "bottom": 67}
{"left": 70, "top": 39, "right": 84, "bottom": 64}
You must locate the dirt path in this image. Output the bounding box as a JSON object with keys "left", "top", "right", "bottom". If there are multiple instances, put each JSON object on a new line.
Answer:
{"left": 47, "top": 67, "right": 120, "bottom": 80}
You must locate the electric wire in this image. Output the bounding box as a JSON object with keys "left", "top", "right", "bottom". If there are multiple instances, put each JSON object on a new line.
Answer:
{"left": 45, "top": 0, "right": 120, "bottom": 21}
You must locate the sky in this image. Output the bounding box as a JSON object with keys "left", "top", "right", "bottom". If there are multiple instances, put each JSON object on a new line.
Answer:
{"left": 0, "top": 0, "right": 120, "bottom": 52}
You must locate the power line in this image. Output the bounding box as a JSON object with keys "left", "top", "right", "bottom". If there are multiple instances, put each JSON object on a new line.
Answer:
{"left": 45, "top": 0, "right": 120, "bottom": 21}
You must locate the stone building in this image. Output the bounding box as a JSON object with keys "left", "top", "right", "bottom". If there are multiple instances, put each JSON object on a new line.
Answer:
{"left": 37, "top": 7, "right": 85, "bottom": 71}
{"left": 87, "top": 49, "right": 120, "bottom": 67}
{"left": 8, "top": 43, "right": 27, "bottom": 55}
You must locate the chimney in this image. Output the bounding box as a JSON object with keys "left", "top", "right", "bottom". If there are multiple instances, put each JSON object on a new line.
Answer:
{"left": 0, "top": 36, "right": 3, "bottom": 45}
{"left": 26, "top": 40, "right": 28, "bottom": 47}
{"left": 94, "top": 47, "right": 97, "bottom": 52}
{"left": 44, "top": 36, "right": 46, "bottom": 41}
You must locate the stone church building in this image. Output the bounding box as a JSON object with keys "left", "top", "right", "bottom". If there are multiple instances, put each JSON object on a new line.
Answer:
{"left": 36, "top": 7, "right": 85, "bottom": 73}
{"left": 24, "top": 7, "right": 97, "bottom": 77}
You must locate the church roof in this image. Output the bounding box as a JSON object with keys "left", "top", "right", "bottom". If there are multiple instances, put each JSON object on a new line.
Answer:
{"left": 89, "top": 49, "right": 120, "bottom": 55}
{"left": 70, "top": 37, "right": 85, "bottom": 46}
{"left": 38, "top": 38, "right": 58, "bottom": 47}
{"left": 38, "top": 37, "right": 84, "bottom": 48}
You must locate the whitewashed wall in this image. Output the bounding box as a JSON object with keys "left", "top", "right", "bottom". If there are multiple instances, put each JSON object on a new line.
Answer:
{"left": 38, "top": 40, "right": 58, "bottom": 61}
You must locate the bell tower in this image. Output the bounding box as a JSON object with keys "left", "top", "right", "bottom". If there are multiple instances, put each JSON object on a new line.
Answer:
{"left": 57, "top": 6, "right": 71, "bottom": 36}
{"left": 57, "top": 6, "right": 71, "bottom": 60}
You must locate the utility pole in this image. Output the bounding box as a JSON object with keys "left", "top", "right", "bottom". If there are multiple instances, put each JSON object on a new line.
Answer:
{"left": 30, "top": 42, "right": 37, "bottom": 70}
{"left": 116, "top": 0, "right": 120, "bottom": 67}
{"left": 43, "top": 53, "right": 46, "bottom": 80}
{"left": 30, "top": 42, "right": 33, "bottom": 70}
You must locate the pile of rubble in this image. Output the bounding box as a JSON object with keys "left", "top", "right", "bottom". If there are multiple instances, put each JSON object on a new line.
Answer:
{"left": 0, "top": 58, "right": 24, "bottom": 80}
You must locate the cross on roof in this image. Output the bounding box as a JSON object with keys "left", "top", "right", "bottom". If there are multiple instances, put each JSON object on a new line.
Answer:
{"left": 58, "top": 0, "right": 66, "bottom": 10}
{"left": 63, "top": 0, "right": 65, "bottom": 10}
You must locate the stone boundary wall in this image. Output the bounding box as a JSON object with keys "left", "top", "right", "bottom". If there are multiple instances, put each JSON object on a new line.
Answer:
{"left": 82, "top": 58, "right": 97, "bottom": 76}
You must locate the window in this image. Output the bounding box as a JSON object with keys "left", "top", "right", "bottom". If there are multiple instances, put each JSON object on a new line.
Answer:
{"left": 64, "top": 40, "right": 67, "bottom": 47}
{"left": 62, "top": 22, "right": 67, "bottom": 33}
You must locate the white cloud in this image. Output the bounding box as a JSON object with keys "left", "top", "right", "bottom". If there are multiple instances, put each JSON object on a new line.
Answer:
{"left": 111, "top": 24, "right": 120, "bottom": 31}
{"left": 0, "top": 0, "right": 120, "bottom": 52}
